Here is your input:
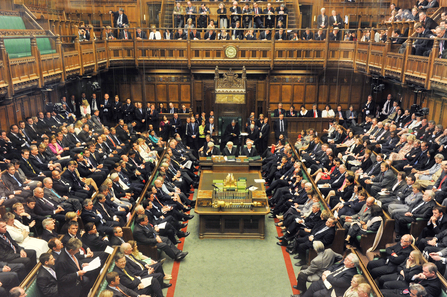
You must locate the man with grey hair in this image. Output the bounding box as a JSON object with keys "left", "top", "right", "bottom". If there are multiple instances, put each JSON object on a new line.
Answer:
{"left": 293, "top": 241, "right": 343, "bottom": 294}
{"left": 300, "top": 253, "right": 358, "bottom": 297}
{"left": 43, "top": 177, "right": 81, "bottom": 213}
{"left": 120, "top": 242, "right": 172, "bottom": 288}
{"left": 41, "top": 218, "right": 58, "bottom": 242}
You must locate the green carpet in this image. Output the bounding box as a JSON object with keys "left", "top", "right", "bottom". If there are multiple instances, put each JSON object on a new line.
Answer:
{"left": 161, "top": 192, "right": 301, "bottom": 297}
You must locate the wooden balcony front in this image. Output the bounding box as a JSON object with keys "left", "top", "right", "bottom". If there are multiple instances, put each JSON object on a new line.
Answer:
{"left": 0, "top": 27, "right": 446, "bottom": 100}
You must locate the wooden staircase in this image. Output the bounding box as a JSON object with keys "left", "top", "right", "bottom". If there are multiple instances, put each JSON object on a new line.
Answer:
{"left": 162, "top": 0, "right": 175, "bottom": 28}
{"left": 284, "top": 0, "right": 300, "bottom": 29}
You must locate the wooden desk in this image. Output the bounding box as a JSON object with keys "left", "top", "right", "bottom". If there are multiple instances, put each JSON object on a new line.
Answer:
{"left": 199, "top": 157, "right": 263, "bottom": 171}
{"left": 194, "top": 170, "right": 270, "bottom": 239}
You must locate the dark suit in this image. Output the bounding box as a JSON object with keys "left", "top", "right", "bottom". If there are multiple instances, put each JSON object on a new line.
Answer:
{"left": 37, "top": 266, "right": 58, "bottom": 297}
{"left": 0, "top": 231, "right": 36, "bottom": 273}
{"left": 119, "top": 30, "right": 132, "bottom": 40}
{"left": 133, "top": 224, "right": 181, "bottom": 259}
{"left": 41, "top": 229, "right": 58, "bottom": 242}
{"left": 107, "top": 284, "right": 139, "bottom": 297}
{"left": 394, "top": 199, "right": 436, "bottom": 235}
{"left": 273, "top": 108, "right": 286, "bottom": 117}
{"left": 274, "top": 118, "right": 288, "bottom": 140}
{"left": 55, "top": 249, "right": 90, "bottom": 297}
{"left": 302, "top": 263, "right": 357, "bottom": 297}
{"left": 135, "top": 31, "right": 147, "bottom": 39}
{"left": 222, "top": 146, "right": 238, "bottom": 157}
{"left": 367, "top": 242, "right": 413, "bottom": 279}
{"left": 241, "top": 146, "right": 258, "bottom": 157}
{"left": 328, "top": 14, "right": 343, "bottom": 28}
{"left": 317, "top": 14, "right": 329, "bottom": 28}
{"left": 113, "top": 265, "right": 161, "bottom": 297}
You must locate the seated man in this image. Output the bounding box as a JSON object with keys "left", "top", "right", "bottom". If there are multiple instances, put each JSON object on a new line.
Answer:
{"left": 105, "top": 271, "right": 150, "bottom": 297}
{"left": 367, "top": 234, "right": 413, "bottom": 279}
{"left": 202, "top": 141, "right": 220, "bottom": 157}
{"left": 113, "top": 252, "right": 164, "bottom": 297}
{"left": 222, "top": 141, "right": 238, "bottom": 157}
{"left": 81, "top": 199, "right": 117, "bottom": 236}
{"left": 120, "top": 242, "right": 171, "bottom": 288}
{"left": 81, "top": 223, "right": 110, "bottom": 252}
{"left": 381, "top": 263, "right": 441, "bottom": 297}
{"left": 36, "top": 253, "right": 58, "bottom": 297}
{"left": 293, "top": 241, "right": 343, "bottom": 295}
{"left": 0, "top": 262, "right": 24, "bottom": 296}
{"left": 41, "top": 218, "right": 58, "bottom": 242}
{"left": 0, "top": 219, "right": 37, "bottom": 275}
{"left": 241, "top": 140, "right": 258, "bottom": 157}
{"left": 301, "top": 253, "right": 359, "bottom": 297}
{"left": 393, "top": 190, "right": 436, "bottom": 239}
{"left": 132, "top": 214, "right": 188, "bottom": 261}
{"left": 291, "top": 216, "right": 337, "bottom": 265}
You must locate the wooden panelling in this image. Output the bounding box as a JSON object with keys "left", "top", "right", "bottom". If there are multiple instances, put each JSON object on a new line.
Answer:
{"left": 329, "top": 85, "right": 339, "bottom": 104}
{"left": 156, "top": 85, "right": 167, "bottom": 102}
{"left": 281, "top": 85, "right": 292, "bottom": 103}
{"left": 146, "top": 84, "right": 155, "bottom": 103}
{"left": 269, "top": 85, "right": 280, "bottom": 103}
{"left": 294, "top": 85, "right": 305, "bottom": 105}
{"left": 131, "top": 82, "right": 142, "bottom": 102}
{"left": 434, "top": 100, "right": 442, "bottom": 124}
{"left": 168, "top": 85, "right": 179, "bottom": 102}
{"left": 119, "top": 83, "right": 131, "bottom": 101}
{"left": 318, "top": 85, "right": 329, "bottom": 104}
{"left": 181, "top": 85, "right": 191, "bottom": 103}
{"left": 339, "top": 85, "right": 350, "bottom": 104}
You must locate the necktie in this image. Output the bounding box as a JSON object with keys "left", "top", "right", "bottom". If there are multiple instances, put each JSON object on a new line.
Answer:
{"left": 438, "top": 174, "right": 447, "bottom": 189}
{"left": 51, "top": 189, "right": 62, "bottom": 199}
{"left": 314, "top": 111, "right": 317, "bottom": 117}
{"left": 0, "top": 234, "right": 16, "bottom": 253}
{"left": 363, "top": 207, "right": 369, "bottom": 213}
{"left": 108, "top": 136, "right": 116, "bottom": 147}
{"left": 22, "top": 130, "right": 31, "bottom": 142}
{"left": 10, "top": 174, "right": 22, "bottom": 187}
{"left": 26, "top": 160, "right": 36, "bottom": 174}
{"left": 71, "top": 254, "right": 82, "bottom": 279}
{"left": 123, "top": 268, "right": 134, "bottom": 281}
{"left": 128, "top": 255, "right": 144, "bottom": 270}
{"left": 280, "top": 120, "right": 283, "bottom": 132}
{"left": 412, "top": 202, "right": 426, "bottom": 213}
{"left": 314, "top": 226, "right": 329, "bottom": 236}
{"left": 47, "top": 267, "right": 57, "bottom": 279}
{"left": 116, "top": 286, "right": 131, "bottom": 297}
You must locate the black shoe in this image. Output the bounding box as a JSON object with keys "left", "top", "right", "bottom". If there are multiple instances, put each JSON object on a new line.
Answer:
{"left": 292, "top": 285, "right": 300, "bottom": 291}
{"left": 181, "top": 223, "right": 188, "bottom": 228}
{"left": 277, "top": 241, "right": 288, "bottom": 247}
{"left": 286, "top": 248, "right": 294, "bottom": 254}
{"left": 175, "top": 252, "right": 188, "bottom": 261}
{"left": 185, "top": 215, "right": 194, "bottom": 220}
{"left": 268, "top": 215, "right": 275, "bottom": 218}
{"left": 162, "top": 283, "right": 173, "bottom": 288}
{"left": 178, "top": 231, "right": 190, "bottom": 238}
{"left": 184, "top": 207, "right": 192, "bottom": 212}
{"left": 293, "top": 255, "right": 301, "bottom": 259}
{"left": 276, "top": 235, "right": 285, "bottom": 240}
{"left": 159, "top": 258, "right": 166, "bottom": 264}
{"left": 176, "top": 239, "right": 182, "bottom": 244}
{"left": 295, "top": 259, "right": 304, "bottom": 266}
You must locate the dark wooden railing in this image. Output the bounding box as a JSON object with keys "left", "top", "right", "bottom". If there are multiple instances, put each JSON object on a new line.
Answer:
{"left": 0, "top": 27, "right": 447, "bottom": 100}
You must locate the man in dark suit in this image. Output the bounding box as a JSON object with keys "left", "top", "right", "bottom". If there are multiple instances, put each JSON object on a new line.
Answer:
{"left": 273, "top": 103, "right": 286, "bottom": 117}
{"left": 36, "top": 253, "right": 58, "bottom": 297}
{"left": 367, "top": 233, "right": 413, "bottom": 279}
{"left": 81, "top": 199, "right": 116, "bottom": 236}
{"left": 329, "top": 28, "right": 341, "bottom": 40}
{"left": 317, "top": 8, "right": 329, "bottom": 29}
{"left": 252, "top": 2, "right": 263, "bottom": 28}
{"left": 174, "top": 28, "right": 187, "bottom": 40}
{"left": 0, "top": 219, "right": 36, "bottom": 274}
{"left": 328, "top": 10, "right": 343, "bottom": 28}
{"left": 258, "top": 117, "right": 270, "bottom": 155}
{"left": 110, "top": 8, "right": 129, "bottom": 28}
{"left": 301, "top": 253, "right": 359, "bottom": 297}
{"left": 259, "top": 29, "right": 271, "bottom": 40}
{"left": 274, "top": 29, "right": 288, "bottom": 40}
{"left": 301, "top": 28, "right": 313, "bottom": 40}
{"left": 121, "top": 98, "right": 135, "bottom": 124}
{"left": 187, "top": 117, "right": 199, "bottom": 151}
{"left": 171, "top": 113, "right": 182, "bottom": 138}
{"left": 105, "top": 271, "right": 142, "bottom": 297}
{"left": 33, "top": 187, "right": 66, "bottom": 223}
{"left": 110, "top": 226, "right": 126, "bottom": 246}
{"left": 274, "top": 114, "right": 288, "bottom": 141}
{"left": 135, "top": 28, "right": 147, "bottom": 40}
{"left": 62, "top": 161, "right": 94, "bottom": 197}
{"left": 241, "top": 141, "right": 258, "bottom": 157}
{"left": 0, "top": 262, "right": 24, "bottom": 296}
{"left": 133, "top": 214, "right": 188, "bottom": 261}
{"left": 55, "top": 238, "right": 90, "bottom": 297}
{"left": 121, "top": 242, "right": 169, "bottom": 288}
{"left": 81, "top": 223, "right": 110, "bottom": 252}
{"left": 113, "top": 253, "right": 162, "bottom": 297}
{"left": 381, "top": 263, "right": 441, "bottom": 297}
{"left": 119, "top": 25, "right": 132, "bottom": 40}
{"left": 365, "top": 162, "right": 397, "bottom": 196}
{"left": 222, "top": 141, "right": 238, "bottom": 157}
{"left": 413, "top": 22, "right": 434, "bottom": 56}
{"left": 263, "top": 3, "right": 275, "bottom": 28}
{"left": 394, "top": 190, "right": 437, "bottom": 237}
{"left": 292, "top": 218, "right": 337, "bottom": 264}
{"left": 41, "top": 218, "right": 58, "bottom": 242}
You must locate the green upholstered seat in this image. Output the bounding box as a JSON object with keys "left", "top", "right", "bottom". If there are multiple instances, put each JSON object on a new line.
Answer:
{"left": 37, "top": 37, "right": 56, "bottom": 55}
{"left": 4, "top": 38, "right": 32, "bottom": 58}
{"left": 25, "top": 275, "right": 43, "bottom": 297}
{"left": 96, "top": 262, "right": 116, "bottom": 296}
{"left": 0, "top": 15, "right": 27, "bottom": 30}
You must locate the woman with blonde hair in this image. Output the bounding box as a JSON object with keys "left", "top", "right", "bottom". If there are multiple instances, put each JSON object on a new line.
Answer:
{"left": 185, "top": 18, "right": 194, "bottom": 30}
{"left": 378, "top": 250, "right": 424, "bottom": 289}
{"left": 389, "top": 134, "right": 415, "bottom": 161}
{"left": 98, "top": 290, "right": 114, "bottom": 297}
{"left": 80, "top": 99, "right": 91, "bottom": 117}
{"left": 4, "top": 212, "right": 49, "bottom": 258}
{"left": 343, "top": 274, "right": 367, "bottom": 297}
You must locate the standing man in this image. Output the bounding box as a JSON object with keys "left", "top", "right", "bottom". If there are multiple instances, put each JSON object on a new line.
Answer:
{"left": 110, "top": 8, "right": 128, "bottom": 28}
